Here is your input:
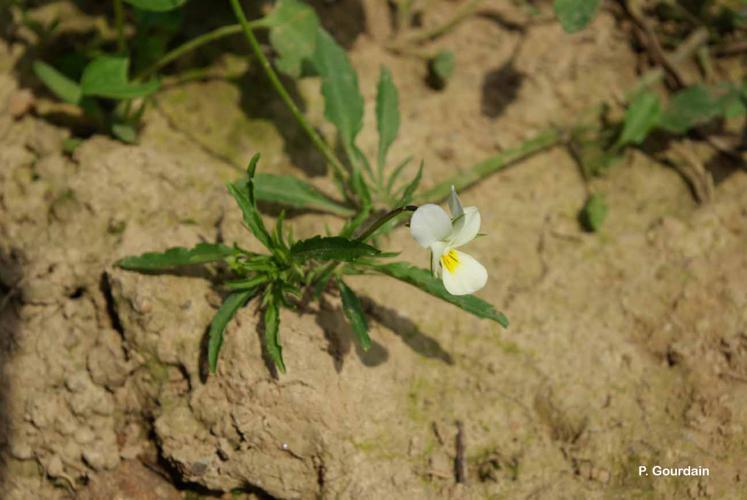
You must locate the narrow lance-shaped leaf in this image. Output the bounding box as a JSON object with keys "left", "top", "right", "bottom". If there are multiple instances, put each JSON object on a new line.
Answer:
{"left": 554, "top": 0, "right": 601, "bottom": 33}
{"left": 376, "top": 66, "right": 400, "bottom": 173}
{"left": 291, "top": 236, "right": 380, "bottom": 261}
{"left": 311, "top": 28, "right": 364, "bottom": 163}
{"left": 263, "top": 290, "right": 286, "bottom": 373}
{"left": 260, "top": 0, "right": 319, "bottom": 77}
{"left": 580, "top": 193, "right": 607, "bottom": 232}
{"left": 337, "top": 278, "right": 371, "bottom": 350}
{"left": 227, "top": 153, "right": 273, "bottom": 250}
{"left": 253, "top": 173, "right": 353, "bottom": 216}
{"left": 208, "top": 289, "right": 256, "bottom": 373}
{"left": 372, "top": 262, "right": 509, "bottom": 327}
{"left": 124, "top": 0, "right": 186, "bottom": 12}
{"left": 616, "top": 91, "right": 661, "bottom": 147}
{"left": 395, "top": 161, "right": 423, "bottom": 206}
{"left": 80, "top": 56, "right": 160, "bottom": 99}
{"left": 33, "top": 61, "right": 82, "bottom": 105}
{"left": 116, "top": 243, "right": 239, "bottom": 271}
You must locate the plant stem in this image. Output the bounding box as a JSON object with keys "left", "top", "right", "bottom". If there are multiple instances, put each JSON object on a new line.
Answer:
{"left": 418, "top": 128, "right": 563, "bottom": 202}
{"left": 228, "top": 0, "right": 349, "bottom": 183}
{"left": 113, "top": 0, "right": 125, "bottom": 53}
{"left": 356, "top": 205, "right": 417, "bottom": 242}
{"left": 403, "top": 0, "right": 485, "bottom": 45}
{"left": 137, "top": 23, "right": 246, "bottom": 79}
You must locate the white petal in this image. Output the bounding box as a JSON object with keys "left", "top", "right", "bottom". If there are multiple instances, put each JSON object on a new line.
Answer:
{"left": 441, "top": 249, "right": 487, "bottom": 295}
{"left": 430, "top": 241, "right": 448, "bottom": 277}
{"left": 449, "top": 206, "right": 481, "bottom": 248}
{"left": 410, "top": 204, "right": 452, "bottom": 248}
{"left": 448, "top": 185, "right": 464, "bottom": 219}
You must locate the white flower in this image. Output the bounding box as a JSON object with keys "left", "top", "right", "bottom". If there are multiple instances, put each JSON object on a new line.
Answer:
{"left": 409, "top": 186, "right": 487, "bottom": 296}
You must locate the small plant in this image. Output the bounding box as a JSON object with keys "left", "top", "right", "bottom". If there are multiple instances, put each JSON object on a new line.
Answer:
{"left": 116, "top": 154, "right": 508, "bottom": 374}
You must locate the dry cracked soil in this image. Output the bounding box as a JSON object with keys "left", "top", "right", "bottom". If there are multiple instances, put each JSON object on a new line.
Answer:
{"left": 1, "top": 1, "right": 747, "bottom": 499}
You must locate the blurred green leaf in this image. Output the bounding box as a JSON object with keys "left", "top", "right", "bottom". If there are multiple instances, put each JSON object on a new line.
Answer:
{"left": 580, "top": 193, "right": 607, "bottom": 232}
{"left": 263, "top": 290, "right": 286, "bottom": 373}
{"left": 617, "top": 91, "right": 661, "bottom": 147}
{"left": 428, "top": 50, "right": 454, "bottom": 89}
{"left": 261, "top": 0, "right": 319, "bottom": 77}
{"left": 658, "top": 85, "right": 719, "bottom": 134}
{"left": 254, "top": 173, "right": 353, "bottom": 216}
{"left": 290, "top": 236, "right": 380, "bottom": 261}
{"left": 376, "top": 66, "right": 400, "bottom": 173}
{"left": 395, "top": 162, "right": 423, "bottom": 206}
{"left": 124, "top": 0, "right": 186, "bottom": 12}
{"left": 337, "top": 278, "right": 371, "bottom": 350}
{"left": 373, "top": 262, "right": 509, "bottom": 327}
{"left": 208, "top": 289, "right": 256, "bottom": 373}
{"left": 80, "top": 56, "right": 159, "bottom": 99}
{"left": 311, "top": 28, "right": 364, "bottom": 160}
{"left": 116, "top": 243, "right": 239, "bottom": 271}
{"left": 112, "top": 122, "right": 138, "bottom": 143}
{"left": 33, "top": 61, "right": 81, "bottom": 104}
{"left": 713, "top": 82, "right": 747, "bottom": 119}
{"left": 554, "top": 0, "right": 601, "bottom": 33}
{"left": 227, "top": 154, "right": 273, "bottom": 250}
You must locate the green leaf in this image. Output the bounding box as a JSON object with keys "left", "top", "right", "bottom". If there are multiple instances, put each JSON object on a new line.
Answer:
{"left": 372, "top": 262, "right": 509, "bottom": 327}
{"left": 376, "top": 66, "right": 400, "bottom": 173}
{"left": 580, "top": 193, "right": 607, "bottom": 232}
{"left": 428, "top": 50, "right": 454, "bottom": 89}
{"left": 261, "top": 0, "right": 319, "bottom": 77}
{"left": 337, "top": 278, "right": 371, "bottom": 350}
{"left": 263, "top": 290, "right": 286, "bottom": 373}
{"left": 80, "top": 56, "right": 160, "bottom": 99}
{"left": 116, "top": 243, "right": 239, "bottom": 271}
{"left": 396, "top": 161, "right": 423, "bottom": 206}
{"left": 312, "top": 28, "right": 364, "bottom": 159}
{"left": 554, "top": 0, "right": 601, "bottom": 33}
{"left": 658, "top": 85, "right": 719, "bottom": 134}
{"left": 617, "top": 91, "right": 661, "bottom": 147}
{"left": 124, "top": 0, "right": 186, "bottom": 12}
{"left": 208, "top": 289, "right": 255, "bottom": 373}
{"left": 112, "top": 122, "right": 138, "bottom": 143}
{"left": 33, "top": 61, "right": 82, "bottom": 104}
{"left": 713, "top": 82, "right": 747, "bottom": 119}
{"left": 253, "top": 173, "right": 353, "bottom": 216}
{"left": 290, "top": 236, "right": 380, "bottom": 261}
{"left": 227, "top": 154, "right": 273, "bottom": 250}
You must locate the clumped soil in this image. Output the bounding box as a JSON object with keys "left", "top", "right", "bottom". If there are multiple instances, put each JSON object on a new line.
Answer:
{"left": 2, "top": 1, "right": 747, "bottom": 499}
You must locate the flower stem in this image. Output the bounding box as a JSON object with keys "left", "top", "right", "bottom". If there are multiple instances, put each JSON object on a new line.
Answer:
{"left": 228, "top": 0, "right": 349, "bottom": 183}
{"left": 356, "top": 205, "right": 417, "bottom": 242}
{"left": 113, "top": 0, "right": 125, "bottom": 53}
{"left": 137, "top": 23, "right": 247, "bottom": 79}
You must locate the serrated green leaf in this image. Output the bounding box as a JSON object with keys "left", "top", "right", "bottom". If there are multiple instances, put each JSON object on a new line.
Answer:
{"left": 554, "top": 0, "right": 601, "bottom": 33}
{"left": 290, "top": 236, "right": 380, "bottom": 261}
{"left": 312, "top": 28, "right": 364, "bottom": 161}
{"left": 580, "top": 193, "right": 607, "bottom": 232}
{"left": 227, "top": 154, "right": 273, "bottom": 250}
{"left": 386, "top": 155, "right": 413, "bottom": 193}
{"left": 395, "top": 162, "right": 423, "bottom": 206}
{"left": 124, "top": 0, "right": 186, "bottom": 12}
{"left": 263, "top": 290, "right": 286, "bottom": 373}
{"left": 261, "top": 0, "right": 319, "bottom": 77}
{"left": 208, "top": 289, "right": 255, "bottom": 373}
{"left": 337, "top": 278, "right": 371, "bottom": 350}
{"left": 372, "top": 262, "right": 509, "bottom": 327}
{"left": 116, "top": 243, "right": 239, "bottom": 271}
{"left": 33, "top": 61, "right": 82, "bottom": 104}
{"left": 80, "top": 56, "right": 160, "bottom": 99}
{"left": 376, "top": 66, "right": 400, "bottom": 173}
{"left": 658, "top": 85, "right": 719, "bottom": 134}
{"left": 617, "top": 91, "right": 661, "bottom": 147}
{"left": 253, "top": 173, "right": 353, "bottom": 216}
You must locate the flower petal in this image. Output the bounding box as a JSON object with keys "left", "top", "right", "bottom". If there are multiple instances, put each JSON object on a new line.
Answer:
{"left": 441, "top": 249, "right": 487, "bottom": 295}
{"left": 430, "top": 241, "right": 448, "bottom": 276}
{"left": 449, "top": 206, "right": 481, "bottom": 248}
{"left": 448, "top": 185, "right": 464, "bottom": 219}
{"left": 410, "top": 204, "right": 452, "bottom": 248}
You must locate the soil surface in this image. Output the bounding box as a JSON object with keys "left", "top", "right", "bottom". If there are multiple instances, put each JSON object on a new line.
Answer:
{"left": 1, "top": 1, "right": 747, "bottom": 499}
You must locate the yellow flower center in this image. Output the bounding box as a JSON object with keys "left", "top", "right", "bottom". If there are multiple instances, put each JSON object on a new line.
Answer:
{"left": 441, "top": 249, "right": 459, "bottom": 273}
